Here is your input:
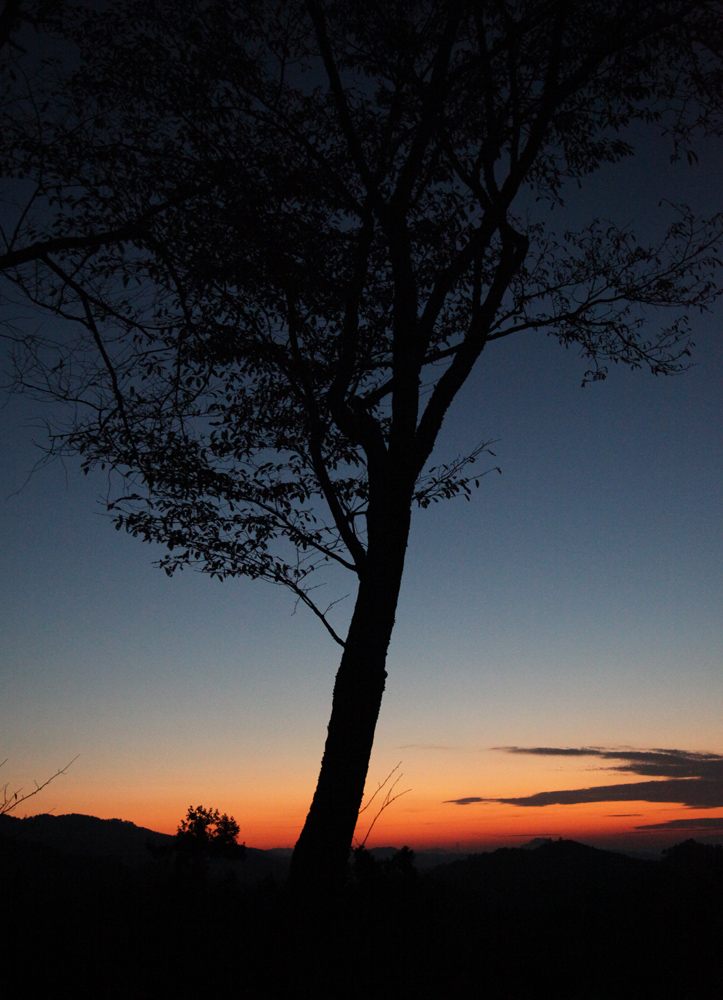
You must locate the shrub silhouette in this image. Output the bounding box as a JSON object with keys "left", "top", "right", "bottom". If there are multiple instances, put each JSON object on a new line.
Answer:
{"left": 174, "top": 805, "right": 246, "bottom": 860}
{"left": 662, "top": 838, "right": 723, "bottom": 875}
{"left": 351, "top": 845, "right": 418, "bottom": 888}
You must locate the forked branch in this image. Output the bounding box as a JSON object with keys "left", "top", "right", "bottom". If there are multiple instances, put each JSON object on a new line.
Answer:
{"left": 1, "top": 755, "right": 79, "bottom": 816}
{"left": 354, "top": 761, "right": 410, "bottom": 848}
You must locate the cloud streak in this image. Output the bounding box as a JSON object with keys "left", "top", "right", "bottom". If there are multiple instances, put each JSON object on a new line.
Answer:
{"left": 444, "top": 747, "right": 723, "bottom": 810}
{"left": 636, "top": 816, "right": 723, "bottom": 832}
{"left": 498, "top": 746, "right": 723, "bottom": 780}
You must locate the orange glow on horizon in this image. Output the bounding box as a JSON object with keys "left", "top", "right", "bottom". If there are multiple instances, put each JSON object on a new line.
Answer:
{"left": 27, "top": 784, "right": 722, "bottom": 854}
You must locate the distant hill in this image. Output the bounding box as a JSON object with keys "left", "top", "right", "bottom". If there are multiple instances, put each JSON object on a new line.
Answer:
{"left": 0, "top": 813, "right": 472, "bottom": 872}
{"left": 0, "top": 812, "right": 171, "bottom": 863}
{"left": 5, "top": 814, "right": 721, "bottom": 887}
{"left": 3, "top": 816, "right": 722, "bottom": 998}
{"left": 430, "top": 836, "right": 657, "bottom": 906}
{"left": 0, "top": 812, "right": 287, "bottom": 881}
{"left": 363, "top": 845, "right": 468, "bottom": 869}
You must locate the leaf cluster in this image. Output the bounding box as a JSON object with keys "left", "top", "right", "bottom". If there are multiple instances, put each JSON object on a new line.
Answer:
{"left": 175, "top": 803, "right": 246, "bottom": 860}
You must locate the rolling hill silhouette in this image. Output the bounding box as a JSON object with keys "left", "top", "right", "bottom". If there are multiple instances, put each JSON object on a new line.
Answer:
{"left": 3, "top": 814, "right": 721, "bottom": 998}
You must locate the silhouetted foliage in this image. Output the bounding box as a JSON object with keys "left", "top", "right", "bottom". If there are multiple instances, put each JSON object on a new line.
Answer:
{"left": 351, "top": 844, "right": 378, "bottom": 883}
{"left": 662, "top": 837, "right": 723, "bottom": 873}
{"left": 352, "top": 844, "right": 418, "bottom": 882}
{"left": 175, "top": 804, "right": 246, "bottom": 859}
{"left": 387, "top": 844, "right": 418, "bottom": 880}
{"left": 2, "top": 1, "right": 722, "bottom": 890}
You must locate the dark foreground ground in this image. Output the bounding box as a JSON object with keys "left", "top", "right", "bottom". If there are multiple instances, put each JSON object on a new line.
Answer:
{"left": 2, "top": 817, "right": 722, "bottom": 999}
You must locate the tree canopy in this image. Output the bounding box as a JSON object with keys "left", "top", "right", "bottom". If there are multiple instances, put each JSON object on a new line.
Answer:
{"left": 2, "top": 0, "right": 721, "bottom": 889}
{"left": 175, "top": 804, "right": 246, "bottom": 859}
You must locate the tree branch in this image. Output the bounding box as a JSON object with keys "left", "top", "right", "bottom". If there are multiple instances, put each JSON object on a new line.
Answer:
{"left": 1, "top": 755, "right": 79, "bottom": 816}
{"left": 415, "top": 222, "right": 529, "bottom": 474}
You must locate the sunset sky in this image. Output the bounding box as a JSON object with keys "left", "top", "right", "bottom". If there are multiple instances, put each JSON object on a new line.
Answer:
{"left": 2, "top": 127, "right": 722, "bottom": 855}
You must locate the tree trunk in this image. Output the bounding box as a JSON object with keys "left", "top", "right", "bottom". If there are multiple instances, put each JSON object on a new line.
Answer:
{"left": 287, "top": 484, "right": 412, "bottom": 896}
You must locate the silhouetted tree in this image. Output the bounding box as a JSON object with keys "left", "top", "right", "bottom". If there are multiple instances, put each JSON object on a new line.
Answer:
{"left": 1, "top": 1, "right": 722, "bottom": 891}
{"left": 662, "top": 838, "right": 723, "bottom": 873}
{"left": 387, "top": 845, "right": 418, "bottom": 881}
{"left": 351, "top": 844, "right": 379, "bottom": 884}
{"left": 175, "top": 804, "right": 246, "bottom": 859}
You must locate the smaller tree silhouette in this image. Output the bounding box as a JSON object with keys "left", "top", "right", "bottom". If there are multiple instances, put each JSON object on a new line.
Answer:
{"left": 351, "top": 845, "right": 418, "bottom": 888}
{"left": 175, "top": 805, "right": 246, "bottom": 860}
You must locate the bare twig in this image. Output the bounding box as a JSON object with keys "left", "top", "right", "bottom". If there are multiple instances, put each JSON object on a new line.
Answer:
{"left": 354, "top": 761, "right": 411, "bottom": 848}
{"left": 1, "top": 755, "right": 79, "bottom": 816}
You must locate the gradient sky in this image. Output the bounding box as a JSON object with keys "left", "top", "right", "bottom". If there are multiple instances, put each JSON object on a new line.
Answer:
{"left": 1, "top": 127, "right": 721, "bottom": 854}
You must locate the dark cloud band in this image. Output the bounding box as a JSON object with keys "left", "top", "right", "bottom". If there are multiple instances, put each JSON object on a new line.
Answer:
{"left": 636, "top": 816, "right": 723, "bottom": 831}
{"left": 445, "top": 746, "right": 723, "bottom": 810}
